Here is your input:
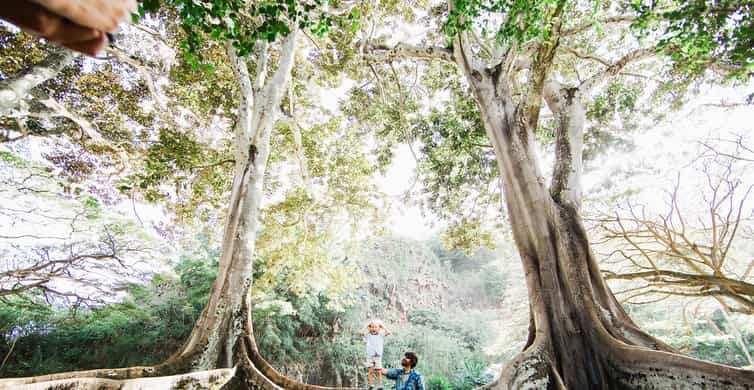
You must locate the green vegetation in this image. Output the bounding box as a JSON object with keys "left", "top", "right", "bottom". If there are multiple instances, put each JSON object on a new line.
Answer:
{"left": 0, "top": 236, "right": 506, "bottom": 387}
{"left": 0, "top": 151, "right": 30, "bottom": 168}
{"left": 627, "top": 304, "right": 754, "bottom": 369}
{"left": 3, "top": 226, "right": 748, "bottom": 384}
{"left": 631, "top": 0, "right": 754, "bottom": 80}
{"left": 1, "top": 0, "right": 753, "bottom": 387}
{"left": 0, "top": 244, "right": 216, "bottom": 376}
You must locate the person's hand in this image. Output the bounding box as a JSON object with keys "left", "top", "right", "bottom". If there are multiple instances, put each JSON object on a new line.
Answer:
{"left": 30, "top": 0, "right": 137, "bottom": 33}
{"left": 1, "top": 0, "right": 136, "bottom": 57}
{"left": 358, "top": 331, "right": 365, "bottom": 336}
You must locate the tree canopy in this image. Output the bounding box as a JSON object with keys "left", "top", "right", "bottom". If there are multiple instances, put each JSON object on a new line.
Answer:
{"left": 0, "top": 0, "right": 753, "bottom": 389}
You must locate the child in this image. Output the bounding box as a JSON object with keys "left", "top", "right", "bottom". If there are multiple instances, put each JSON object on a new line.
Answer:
{"left": 359, "top": 319, "right": 390, "bottom": 390}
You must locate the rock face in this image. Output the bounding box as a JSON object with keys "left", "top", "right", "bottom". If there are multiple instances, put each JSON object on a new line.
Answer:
{"left": 357, "top": 236, "right": 505, "bottom": 318}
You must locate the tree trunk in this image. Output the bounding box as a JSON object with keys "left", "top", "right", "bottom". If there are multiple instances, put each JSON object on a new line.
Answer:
{"left": 162, "top": 30, "right": 360, "bottom": 390}
{"left": 0, "top": 31, "right": 358, "bottom": 390}
{"left": 468, "top": 63, "right": 754, "bottom": 389}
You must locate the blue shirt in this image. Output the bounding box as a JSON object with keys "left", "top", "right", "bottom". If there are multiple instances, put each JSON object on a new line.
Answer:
{"left": 385, "top": 368, "right": 424, "bottom": 390}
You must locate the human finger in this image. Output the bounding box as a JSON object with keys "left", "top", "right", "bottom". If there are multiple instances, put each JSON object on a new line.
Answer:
{"left": 45, "top": 19, "right": 101, "bottom": 46}
{"left": 59, "top": 33, "right": 107, "bottom": 57}
{"left": 30, "top": 0, "right": 137, "bottom": 32}
{"left": 0, "top": 1, "right": 107, "bottom": 57}
{"left": 1, "top": 0, "right": 67, "bottom": 38}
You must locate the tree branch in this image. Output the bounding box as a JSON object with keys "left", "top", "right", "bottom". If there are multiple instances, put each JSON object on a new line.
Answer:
{"left": 519, "top": 1, "right": 567, "bottom": 132}
{"left": 561, "top": 15, "right": 637, "bottom": 36}
{"left": 253, "top": 40, "right": 269, "bottom": 93}
{"left": 604, "top": 270, "right": 754, "bottom": 295}
{"left": 227, "top": 43, "right": 255, "bottom": 161}
{"left": 0, "top": 47, "right": 77, "bottom": 116}
{"left": 366, "top": 42, "right": 455, "bottom": 64}
{"left": 560, "top": 46, "right": 610, "bottom": 66}
{"left": 262, "top": 29, "right": 299, "bottom": 110}
{"left": 580, "top": 47, "right": 657, "bottom": 94}
{"left": 106, "top": 46, "right": 166, "bottom": 110}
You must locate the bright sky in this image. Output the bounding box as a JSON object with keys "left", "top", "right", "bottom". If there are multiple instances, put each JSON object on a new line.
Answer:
{"left": 584, "top": 83, "right": 754, "bottom": 203}
{"left": 318, "top": 79, "right": 441, "bottom": 240}
{"left": 373, "top": 144, "right": 441, "bottom": 240}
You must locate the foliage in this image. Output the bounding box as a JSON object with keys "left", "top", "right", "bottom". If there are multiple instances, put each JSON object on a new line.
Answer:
{"left": 631, "top": 0, "right": 754, "bottom": 79}
{"left": 426, "top": 375, "right": 452, "bottom": 390}
{"left": 0, "top": 243, "right": 218, "bottom": 377}
{"left": 117, "top": 127, "right": 232, "bottom": 222}
{"left": 138, "top": 0, "right": 357, "bottom": 68}
{"left": 444, "top": 0, "right": 569, "bottom": 45}
{"left": 0, "top": 150, "right": 28, "bottom": 168}
{"left": 0, "top": 203, "right": 506, "bottom": 383}
{"left": 425, "top": 358, "right": 495, "bottom": 390}
{"left": 245, "top": 235, "right": 507, "bottom": 385}
{"left": 450, "top": 356, "right": 494, "bottom": 390}
{"left": 679, "top": 332, "right": 754, "bottom": 368}
{"left": 627, "top": 304, "right": 754, "bottom": 368}
{"left": 583, "top": 80, "right": 643, "bottom": 161}
{"left": 348, "top": 237, "right": 504, "bottom": 384}
{"left": 412, "top": 63, "right": 500, "bottom": 252}
{"left": 252, "top": 292, "right": 357, "bottom": 372}
{"left": 342, "top": 59, "right": 504, "bottom": 252}
{"left": 255, "top": 114, "right": 383, "bottom": 308}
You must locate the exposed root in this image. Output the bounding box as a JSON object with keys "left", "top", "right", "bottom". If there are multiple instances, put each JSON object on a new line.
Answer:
{"left": 494, "top": 328, "right": 754, "bottom": 390}
{"left": 0, "top": 365, "right": 172, "bottom": 386}
{"left": 0, "top": 336, "right": 359, "bottom": 390}
{"left": 244, "top": 336, "right": 361, "bottom": 390}
{"left": 0, "top": 368, "right": 235, "bottom": 390}
{"left": 607, "top": 344, "right": 754, "bottom": 390}
{"left": 497, "top": 341, "right": 554, "bottom": 390}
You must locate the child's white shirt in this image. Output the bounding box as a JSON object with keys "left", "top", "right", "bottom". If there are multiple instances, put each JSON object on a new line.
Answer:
{"left": 365, "top": 332, "right": 384, "bottom": 356}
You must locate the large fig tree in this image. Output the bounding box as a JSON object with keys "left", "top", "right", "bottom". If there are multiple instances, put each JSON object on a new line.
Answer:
{"left": 0, "top": 1, "right": 366, "bottom": 389}
{"left": 355, "top": 0, "right": 754, "bottom": 388}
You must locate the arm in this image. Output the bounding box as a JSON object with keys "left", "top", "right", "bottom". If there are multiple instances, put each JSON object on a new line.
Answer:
{"left": 380, "top": 324, "right": 391, "bottom": 335}
{"left": 381, "top": 368, "right": 399, "bottom": 380}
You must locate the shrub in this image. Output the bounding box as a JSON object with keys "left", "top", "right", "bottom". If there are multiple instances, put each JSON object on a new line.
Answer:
{"left": 426, "top": 375, "right": 451, "bottom": 390}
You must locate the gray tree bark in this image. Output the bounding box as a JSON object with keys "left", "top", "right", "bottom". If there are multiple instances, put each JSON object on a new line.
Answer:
{"left": 0, "top": 48, "right": 75, "bottom": 116}
{"left": 446, "top": 16, "right": 754, "bottom": 390}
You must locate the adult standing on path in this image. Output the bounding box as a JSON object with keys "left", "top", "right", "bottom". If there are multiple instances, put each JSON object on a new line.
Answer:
{"left": 1, "top": 0, "right": 137, "bottom": 56}
{"left": 381, "top": 352, "right": 424, "bottom": 390}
